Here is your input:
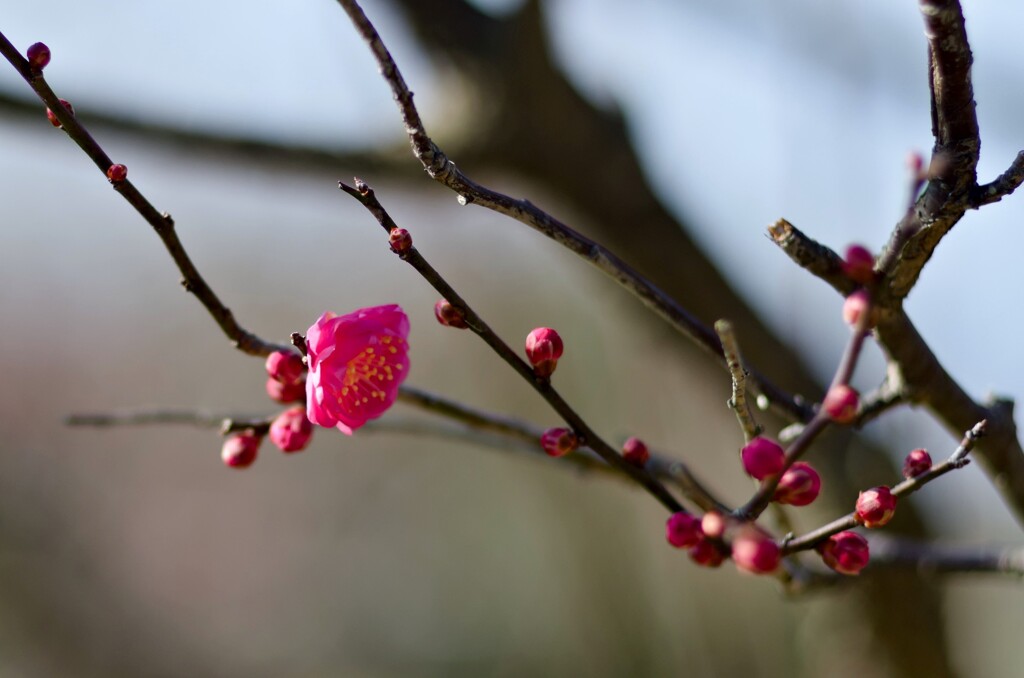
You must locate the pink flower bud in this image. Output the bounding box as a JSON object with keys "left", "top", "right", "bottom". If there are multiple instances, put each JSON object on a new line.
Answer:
{"left": 265, "top": 350, "right": 305, "bottom": 386}
{"left": 740, "top": 436, "right": 785, "bottom": 480}
{"left": 842, "top": 244, "right": 875, "bottom": 285}
{"left": 902, "top": 448, "right": 932, "bottom": 479}
{"left": 665, "top": 511, "right": 702, "bottom": 549}
{"left": 688, "top": 538, "right": 726, "bottom": 568}
{"left": 818, "top": 531, "right": 870, "bottom": 575}
{"left": 106, "top": 163, "right": 127, "bottom": 183}
{"left": 269, "top": 406, "right": 314, "bottom": 453}
{"left": 906, "top": 151, "right": 925, "bottom": 176}
{"left": 773, "top": 461, "right": 822, "bottom": 507}
{"left": 27, "top": 42, "right": 51, "bottom": 69}
{"left": 540, "top": 427, "right": 577, "bottom": 457}
{"left": 700, "top": 511, "right": 728, "bottom": 540}
{"left": 389, "top": 227, "right": 412, "bottom": 253}
{"left": 855, "top": 486, "right": 898, "bottom": 528}
{"left": 621, "top": 436, "right": 649, "bottom": 467}
{"left": 731, "top": 529, "right": 781, "bottom": 575}
{"left": 525, "top": 327, "right": 564, "bottom": 378}
{"left": 842, "top": 290, "right": 874, "bottom": 328}
{"left": 266, "top": 376, "right": 304, "bottom": 404}
{"left": 46, "top": 98, "right": 73, "bottom": 127}
{"left": 822, "top": 385, "right": 859, "bottom": 424}
{"left": 221, "top": 433, "right": 260, "bottom": 469}
{"left": 434, "top": 299, "right": 468, "bottom": 329}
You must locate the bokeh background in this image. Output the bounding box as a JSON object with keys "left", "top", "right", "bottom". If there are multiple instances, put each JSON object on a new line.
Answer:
{"left": 1, "top": 1, "right": 1022, "bottom": 676}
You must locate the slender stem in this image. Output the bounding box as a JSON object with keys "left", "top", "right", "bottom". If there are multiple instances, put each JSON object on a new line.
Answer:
{"left": 714, "top": 320, "right": 760, "bottom": 442}
{"left": 339, "top": 179, "right": 686, "bottom": 513}
{"left": 332, "top": 0, "right": 813, "bottom": 425}
{"left": 782, "top": 421, "right": 986, "bottom": 554}
{"left": 0, "top": 30, "right": 289, "bottom": 357}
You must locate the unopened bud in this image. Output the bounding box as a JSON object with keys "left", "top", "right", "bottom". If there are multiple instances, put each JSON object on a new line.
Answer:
{"left": 855, "top": 486, "right": 897, "bottom": 528}
{"left": 688, "top": 538, "right": 726, "bottom": 568}
{"left": 525, "top": 327, "right": 563, "bottom": 378}
{"left": 434, "top": 299, "right": 468, "bottom": 329}
{"left": 269, "top": 406, "right": 314, "bottom": 453}
{"left": 822, "top": 385, "right": 859, "bottom": 424}
{"left": 389, "top": 227, "right": 412, "bottom": 253}
{"left": 27, "top": 42, "right": 51, "bottom": 69}
{"left": 265, "top": 350, "right": 305, "bottom": 386}
{"left": 266, "top": 376, "right": 304, "bottom": 404}
{"left": 106, "top": 164, "right": 127, "bottom": 183}
{"left": 902, "top": 448, "right": 932, "bottom": 479}
{"left": 842, "top": 244, "right": 875, "bottom": 285}
{"left": 221, "top": 433, "right": 260, "bottom": 469}
{"left": 665, "top": 512, "right": 702, "bottom": 549}
{"left": 773, "top": 462, "right": 821, "bottom": 507}
{"left": 731, "top": 529, "right": 781, "bottom": 575}
{"left": 740, "top": 436, "right": 785, "bottom": 480}
{"left": 818, "top": 530, "right": 870, "bottom": 575}
{"left": 540, "top": 427, "right": 577, "bottom": 457}
{"left": 842, "top": 289, "right": 874, "bottom": 328}
{"left": 46, "top": 98, "right": 73, "bottom": 127}
{"left": 621, "top": 437, "right": 649, "bottom": 467}
{"left": 700, "top": 511, "right": 728, "bottom": 540}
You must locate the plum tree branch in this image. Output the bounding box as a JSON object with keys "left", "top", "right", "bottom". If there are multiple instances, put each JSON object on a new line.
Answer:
{"left": 0, "top": 31, "right": 291, "bottom": 358}
{"left": 339, "top": 178, "right": 694, "bottom": 514}
{"left": 333, "top": 0, "right": 814, "bottom": 425}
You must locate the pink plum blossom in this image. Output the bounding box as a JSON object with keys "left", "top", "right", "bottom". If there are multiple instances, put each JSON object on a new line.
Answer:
{"left": 305, "top": 305, "right": 410, "bottom": 435}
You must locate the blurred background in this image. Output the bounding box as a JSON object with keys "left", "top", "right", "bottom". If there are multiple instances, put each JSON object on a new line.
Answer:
{"left": 1, "top": 0, "right": 1022, "bottom": 676}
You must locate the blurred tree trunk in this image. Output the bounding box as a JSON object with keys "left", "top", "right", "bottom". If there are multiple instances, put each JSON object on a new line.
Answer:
{"left": 387, "top": 1, "right": 954, "bottom": 676}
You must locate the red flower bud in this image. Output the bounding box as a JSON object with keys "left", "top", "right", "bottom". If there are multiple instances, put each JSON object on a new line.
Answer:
{"left": 822, "top": 385, "right": 859, "bottom": 424}
{"left": 842, "top": 289, "right": 874, "bottom": 328}
{"left": 731, "top": 529, "right": 781, "bottom": 575}
{"left": 221, "top": 433, "right": 260, "bottom": 469}
{"left": 818, "top": 530, "right": 870, "bottom": 575}
{"left": 842, "top": 244, "right": 875, "bottom": 285}
{"left": 665, "top": 511, "right": 702, "bottom": 549}
{"left": 265, "top": 350, "right": 305, "bottom": 386}
{"left": 434, "top": 299, "right": 468, "bottom": 329}
{"left": 46, "top": 98, "right": 73, "bottom": 127}
{"left": 621, "top": 436, "right": 649, "bottom": 467}
{"left": 389, "top": 227, "right": 412, "bottom": 253}
{"left": 740, "top": 436, "right": 785, "bottom": 480}
{"left": 540, "top": 427, "right": 577, "bottom": 457}
{"left": 266, "top": 376, "right": 304, "bottom": 404}
{"left": 269, "top": 406, "right": 314, "bottom": 453}
{"left": 106, "top": 163, "right": 127, "bottom": 183}
{"left": 525, "top": 327, "right": 564, "bottom": 378}
{"left": 773, "top": 461, "right": 821, "bottom": 507}
{"left": 27, "top": 42, "right": 51, "bottom": 69}
{"left": 902, "top": 448, "right": 932, "bottom": 479}
{"left": 855, "top": 486, "right": 897, "bottom": 528}
{"left": 688, "top": 538, "right": 726, "bottom": 568}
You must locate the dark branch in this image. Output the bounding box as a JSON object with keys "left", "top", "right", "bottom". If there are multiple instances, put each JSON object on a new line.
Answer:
{"left": 0, "top": 31, "right": 290, "bottom": 357}
{"left": 339, "top": 179, "right": 690, "bottom": 514}
{"left": 782, "top": 421, "right": 986, "bottom": 553}
{"left": 971, "top": 150, "right": 1024, "bottom": 207}
{"left": 333, "top": 0, "right": 813, "bottom": 424}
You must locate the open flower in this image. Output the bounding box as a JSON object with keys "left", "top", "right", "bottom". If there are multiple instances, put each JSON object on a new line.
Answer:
{"left": 305, "top": 305, "right": 410, "bottom": 435}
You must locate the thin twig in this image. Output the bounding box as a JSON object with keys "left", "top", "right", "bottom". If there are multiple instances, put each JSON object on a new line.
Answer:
{"left": 714, "top": 320, "right": 761, "bottom": 442}
{"left": 970, "top": 150, "right": 1024, "bottom": 207}
{"left": 0, "top": 31, "right": 289, "bottom": 358}
{"left": 782, "top": 421, "right": 986, "bottom": 554}
{"left": 332, "top": 0, "right": 813, "bottom": 425}
{"left": 865, "top": 535, "right": 1024, "bottom": 576}
{"left": 339, "top": 180, "right": 686, "bottom": 514}
{"left": 736, "top": 294, "right": 875, "bottom": 519}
